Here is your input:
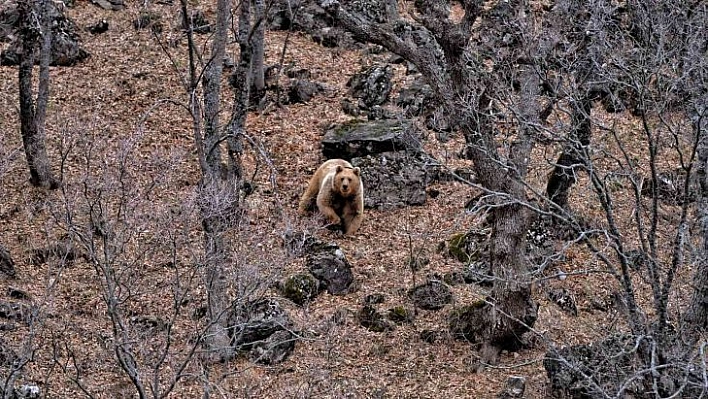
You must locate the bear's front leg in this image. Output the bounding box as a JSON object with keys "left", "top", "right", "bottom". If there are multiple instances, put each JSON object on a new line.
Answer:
{"left": 342, "top": 201, "right": 363, "bottom": 235}
{"left": 316, "top": 193, "right": 341, "bottom": 226}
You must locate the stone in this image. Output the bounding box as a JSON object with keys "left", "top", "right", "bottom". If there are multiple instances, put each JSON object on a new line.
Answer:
{"left": 358, "top": 304, "right": 395, "bottom": 332}
{"left": 547, "top": 288, "right": 578, "bottom": 316}
{"left": 448, "top": 302, "right": 488, "bottom": 342}
{"left": 0, "top": 245, "right": 15, "bottom": 278}
{"left": 498, "top": 376, "right": 526, "bottom": 398}
{"left": 347, "top": 64, "right": 393, "bottom": 108}
{"left": 228, "top": 298, "right": 292, "bottom": 349}
{"left": 0, "top": 2, "right": 90, "bottom": 66}
{"left": 287, "top": 79, "right": 322, "bottom": 104}
{"left": 281, "top": 273, "right": 320, "bottom": 305}
{"left": 387, "top": 305, "right": 415, "bottom": 324}
{"left": 322, "top": 119, "right": 422, "bottom": 160}
{"left": 307, "top": 245, "right": 355, "bottom": 295}
{"left": 248, "top": 330, "right": 296, "bottom": 364}
{"left": 351, "top": 151, "right": 429, "bottom": 209}
{"left": 409, "top": 280, "right": 453, "bottom": 311}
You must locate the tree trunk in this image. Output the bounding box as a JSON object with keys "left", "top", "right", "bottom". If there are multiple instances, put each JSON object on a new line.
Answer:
{"left": 546, "top": 96, "right": 592, "bottom": 209}
{"left": 198, "top": 0, "right": 236, "bottom": 362}
{"left": 18, "top": 0, "right": 58, "bottom": 189}
{"left": 250, "top": 0, "right": 266, "bottom": 100}
{"left": 682, "top": 117, "right": 708, "bottom": 340}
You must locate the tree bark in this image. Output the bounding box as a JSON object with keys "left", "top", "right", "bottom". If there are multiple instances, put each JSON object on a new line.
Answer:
{"left": 250, "top": 0, "right": 266, "bottom": 98}
{"left": 196, "top": 0, "right": 237, "bottom": 361}
{"left": 682, "top": 116, "right": 708, "bottom": 340}
{"left": 18, "top": 0, "right": 58, "bottom": 189}
{"left": 546, "top": 96, "right": 592, "bottom": 209}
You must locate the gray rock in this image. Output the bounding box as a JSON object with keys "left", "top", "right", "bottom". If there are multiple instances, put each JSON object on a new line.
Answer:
{"left": 0, "top": 301, "right": 33, "bottom": 324}
{"left": 396, "top": 77, "right": 433, "bottom": 117}
{"left": 322, "top": 119, "right": 422, "bottom": 160}
{"left": 283, "top": 230, "right": 323, "bottom": 258}
{"left": 461, "top": 260, "right": 494, "bottom": 287}
{"left": 307, "top": 245, "right": 355, "bottom": 295}
{"left": 287, "top": 79, "right": 322, "bottom": 104}
{"left": 409, "top": 280, "right": 452, "bottom": 311}
{"left": 0, "top": 245, "right": 15, "bottom": 278}
{"left": 547, "top": 288, "right": 578, "bottom": 316}
{"left": 228, "top": 298, "right": 292, "bottom": 349}
{"left": 13, "top": 384, "right": 41, "bottom": 399}
{"left": 358, "top": 304, "right": 395, "bottom": 332}
{"left": 347, "top": 64, "right": 393, "bottom": 108}
{"left": 351, "top": 151, "right": 429, "bottom": 209}
{"left": 0, "top": 337, "right": 17, "bottom": 367}
{"left": 90, "top": 0, "right": 124, "bottom": 10}
{"left": 248, "top": 330, "right": 296, "bottom": 365}
{"left": 0, "top": 2, "right": 90, "bottom": 66}
{"left": 641, "top": 168, "right": 700, "bottom": 205}
{"left": 498, "top": 376, "right": 525, "bottom": 398}
{"left": 543, "top": 333, "right": 704, "bottom": 398}
{"left": 449, "top": 302, "right": 487, "bottom": 342}
{"left": 267, "top": 0, "right": 398, "bottom": 35}
{"left": 281, "top": 273, "right": 320, "bottom": 305}
{"left": 387, "top": 305, "right": 415, "bottom": 324}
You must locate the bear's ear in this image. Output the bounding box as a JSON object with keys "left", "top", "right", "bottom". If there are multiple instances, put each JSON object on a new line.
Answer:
{"left": 353, "top": 167, "right": 360, "bottom": 176}
{"left": 335, "top": 165, "right": 343, "bottom": 173}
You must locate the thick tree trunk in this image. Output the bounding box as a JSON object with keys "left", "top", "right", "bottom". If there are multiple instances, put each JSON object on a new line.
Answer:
{"left": 18, "top": 0, "right": 58, "bottom": 189}
{"left": 546, "top": 96, "right": 592, "bottom": 209}
{"left": 250, "top": 0, "right": 266, "bottom": 98}
{"left": 682, "top": 118, "right": 708, "bottom": 340}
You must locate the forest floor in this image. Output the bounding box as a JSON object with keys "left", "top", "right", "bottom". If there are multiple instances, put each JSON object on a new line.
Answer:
{"left": 0, "top": 1, "right": 695, "bottom": 398}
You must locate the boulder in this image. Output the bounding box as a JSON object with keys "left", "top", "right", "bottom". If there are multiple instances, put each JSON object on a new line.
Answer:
{"left": 0, "top": 2, "right": 90, "bottom": 66}
{"left": 409, "top": 280, "right": 452, "bottom": 311}
{"left": 396, "top": 77, "right": 433, "bottom": 117}
{"left": 287, "top": 79, "right": 323, "bottom": 104}
{"left": 448, "top": 302, "right": 487, "bottom": 342}
{"left": 347, "top": 64, "right": 393, "bottom": 109}
{"left": 386, "top": 305, "right": 415, "bottom": 324}
{"left": 283, "top": 230, "right": 356, "bottom": 295}
{"left": 307, "top": 244, "right": 355, "bottom": 295}
{"left": 351, "top": 151, "right": 429, "bottom": 209}
{"left": 641, "top": 168, "right": 700, "bottom": 205}
{"left": 281, "top": 273, "right": 320, "bottom": 305}
{"left": 322, "top": 119, "right": 422, "bottom": 160}
{"left": 358, "top": 304, "right": 395, "bottom": 332}
{"left": 498, "top": 376, "right": 526, "bottom": 399}
{"left": 228, "top": 298, "right": 293, "bottom": 351}
{"left": 0, "top": 245, "right": 15, "bottom": 278}
{"left": 248, "top": 330, "right": 296, "bottom": 365}
{"left": 90, "top": 0, "right": 124, "bottom": 10}
{"left": 547, "top": 288, "right": 578, "bottom": 316}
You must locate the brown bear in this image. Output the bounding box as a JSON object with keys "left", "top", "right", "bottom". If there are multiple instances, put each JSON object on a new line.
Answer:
{"left": 298, "top": 159, "right": 364, "bottom": 235}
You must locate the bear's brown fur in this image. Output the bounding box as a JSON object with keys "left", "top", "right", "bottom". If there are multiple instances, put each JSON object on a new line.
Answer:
{"left": 298, "top": 159, "right": 364, "bottom": 235}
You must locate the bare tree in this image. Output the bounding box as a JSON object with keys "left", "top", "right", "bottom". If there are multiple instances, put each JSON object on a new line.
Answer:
{"left": 178, "top": 0, "right": 267, "bottom": 362}
{"left": 17, "top": 0, "right": 58, "bottom": 189}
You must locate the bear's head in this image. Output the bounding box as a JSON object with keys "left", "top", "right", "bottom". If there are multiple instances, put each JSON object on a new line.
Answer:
{"left": 333, "top": 165, "right": 360, "bottom": 197}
